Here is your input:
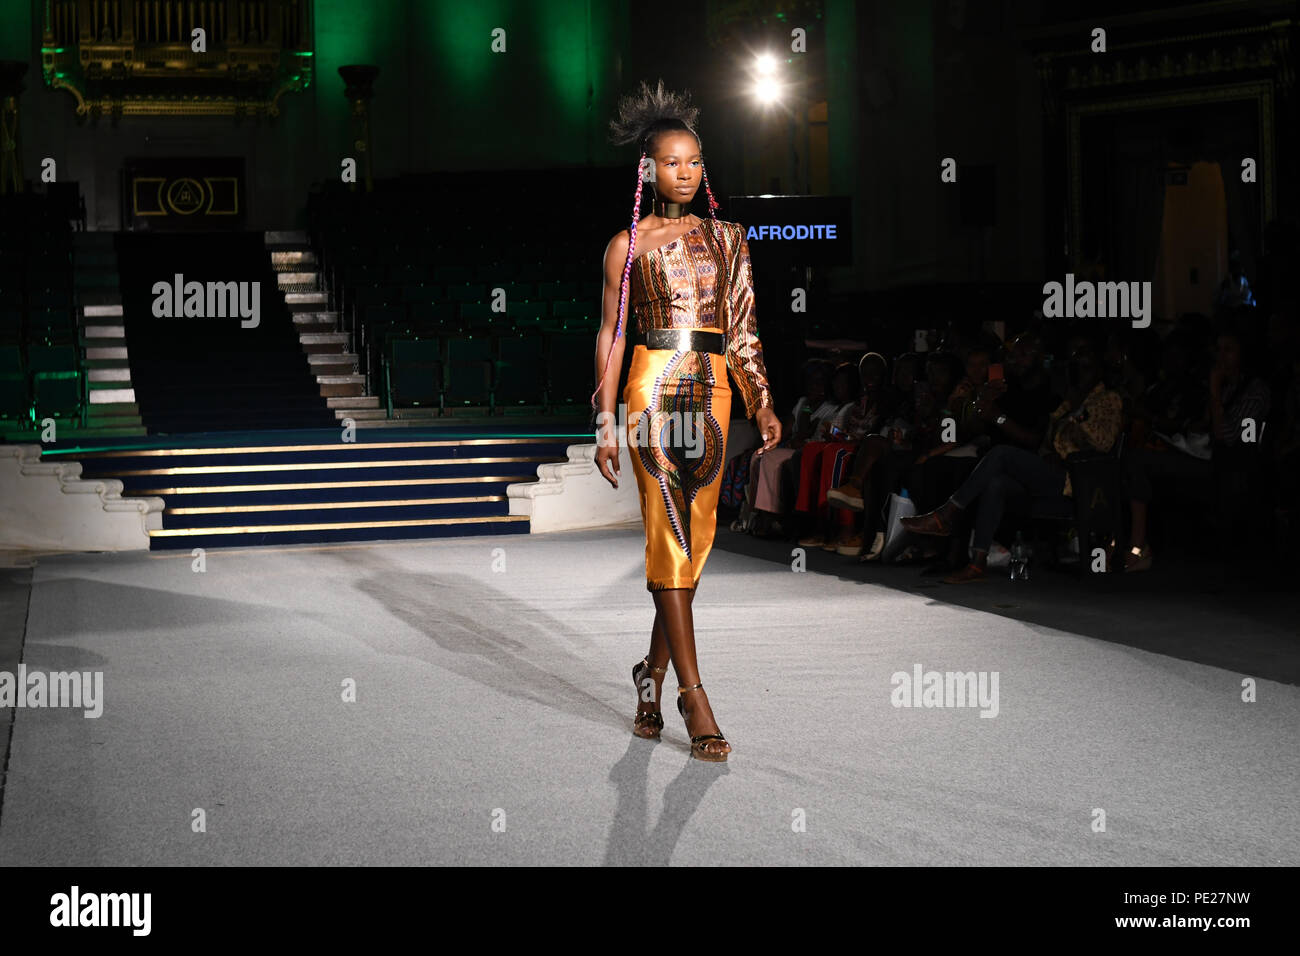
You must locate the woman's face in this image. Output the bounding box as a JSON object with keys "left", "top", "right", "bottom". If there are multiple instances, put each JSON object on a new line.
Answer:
{"left": 831, "top": 371, "right": 854, "bottom": 402}
{"left": 1215, "top": 335, "right": 1242, "bottom": 374}
{"left": 927, "top": 360, "right": 952, "bottom": 394}
{"left": 650, "top": 132, "right": 701, "bottom": 206}
{"left": 894, "top": 359, "right": 916, "bottom": 392}
{"left": 806, "top": 370, "right": 827, "bottom": 402}
{"left": 860, "top": 361, "right": 884, "bottom": 393}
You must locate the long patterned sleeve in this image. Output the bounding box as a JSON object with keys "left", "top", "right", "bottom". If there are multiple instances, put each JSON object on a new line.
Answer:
{"left": 724, "top": 223, "right": 775, "bottom": 419}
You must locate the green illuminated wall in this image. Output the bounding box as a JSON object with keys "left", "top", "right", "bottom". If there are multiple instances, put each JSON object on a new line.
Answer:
{"left": 0, "top": 0, "right": 33, "bottom": 60}
{"left": 308, "top": 0, "right": 627, "bottom": 174}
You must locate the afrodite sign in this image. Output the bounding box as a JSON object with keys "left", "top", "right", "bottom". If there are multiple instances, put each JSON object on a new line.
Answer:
{"left": 746, "top": 224, "right": 839, "bottom": 239}
{"left": 728, "top": 195, "right": 852, "bottom": 266}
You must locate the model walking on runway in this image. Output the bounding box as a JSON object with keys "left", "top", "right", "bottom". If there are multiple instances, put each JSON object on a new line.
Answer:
{"left": 592, "top": 80, "right": 781, "bottom": 761}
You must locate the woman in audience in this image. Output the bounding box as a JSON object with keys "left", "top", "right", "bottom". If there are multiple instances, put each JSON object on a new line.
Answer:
{"left": 1121, "top": 332, "right": 1210, "bottom": 571}
{"left": 793, "top": 361, "right": 862, "bottom": 550}
{"left": 737, "top": 359, "right": 833, "bottom": 536}
{"left": 827, "top": 353, "right": 916, "bottom": 557}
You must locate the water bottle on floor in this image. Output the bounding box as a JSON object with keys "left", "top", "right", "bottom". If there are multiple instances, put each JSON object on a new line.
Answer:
{"left": 1010, "top": 531, "right": 1030, "bottom": 581}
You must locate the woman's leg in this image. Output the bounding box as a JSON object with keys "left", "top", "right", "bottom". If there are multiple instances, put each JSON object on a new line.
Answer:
{"left": 794, "top": 441, "right": 827, "bottom": 513}
{"left": 817, "top": 441, "right": 857, "bottom": 541}
{"left": 752, "top": 447, "right": 795, "bottom": 513}
{"left": 638, "top": 587, "right": 697, "bottom": 722}
{"left": 796, "top": 442, "right": 830, "bottom": 541}
{"left": 653, "top": 586, "right": 729, "bottom": 757}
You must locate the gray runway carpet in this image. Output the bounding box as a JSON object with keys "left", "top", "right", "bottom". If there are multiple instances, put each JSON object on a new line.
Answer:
{"left": 1, "top": 528, "right": 1296, "bottom": 866}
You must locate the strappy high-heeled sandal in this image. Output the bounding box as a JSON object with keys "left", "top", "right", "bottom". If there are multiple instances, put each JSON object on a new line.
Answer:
{"left": 632, "top": 657, "right": 668, "bottom": 739}
{"left": 677, "top": 683, "right": 730, "bottom": 762}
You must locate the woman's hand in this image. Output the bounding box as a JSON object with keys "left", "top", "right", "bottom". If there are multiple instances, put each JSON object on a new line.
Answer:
{"left": 755, "top": 407, "right": 782, "bottom": 453}
{"left": 595, "top": 444, "right": 620, "bottom": 488}
{"left": 594, "top": 417, "right": 620, "bottom": 488}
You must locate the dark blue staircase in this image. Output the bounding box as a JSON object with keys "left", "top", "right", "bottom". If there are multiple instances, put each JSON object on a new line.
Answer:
{"left": 48, "top": 426, "right": 587, "bottom": 549}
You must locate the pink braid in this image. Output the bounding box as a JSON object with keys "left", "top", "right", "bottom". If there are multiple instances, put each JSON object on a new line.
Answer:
{"left": 590, "top": 152, "right": 645, "bottom": 412}
{"left": 701, "top": 163, "right": 725, "bottom": 254}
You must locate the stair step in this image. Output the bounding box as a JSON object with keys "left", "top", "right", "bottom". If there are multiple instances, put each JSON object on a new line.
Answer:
{"left": 75, "top": 272, "right": 120, "bottom": 288}
{"left": 72, "top": 233, "right": 116, "bottom": 249}
{"left": 327, "top": 395, "right": 379, "bottom": 408}
{"left": 83, "top": 303, "right": 124, "bottom": 317}
{"left": 83, "top": 357, "right": 131, "bottom": 369}
{"left": 79, "top": 291, "right": 122, "bottom": 307}
{"left": 315, "top": 373, "right": 365, "bottom": 384}
{"left": 82, "top": 324, "right": 125, "bottom": 338}
{"left": 334, "top": 407, "right": 388, "bottom": 420}
{"left": 86, "top": 403, "right": 141, "bottom": 418}
{"left": 278, "top": 272, "right": 320, "bottom": 288}
{"left": 265, "top": 230, "right": 308, "bottom": 245}
{"left": 307, "top": 352, "right": 358, "bottom": 365}
{"left": 88, "top": 367, "right": 133, "bottom": 382}
{"left": 84, "top": 402, "right": 140, "bottom": 415}
{"left": 85, "top": 346, "right": 130, "bottom": 359}
{"left": 270, "top": 250, "right": 317, "bottom": 268}
{"left": 292, "top": 312, "right": 340, "bottom": 325}
{"left": 85, "top": 417, "right": 145, "bottom": 429}
{"left": 89, "top": 387, "right": 136, "bottom": 403}
{"left": 75, "top": 253, "right": 118, "bottom": 267}
{"left": 285, "top": 293, "right": 330, "bottom": 311}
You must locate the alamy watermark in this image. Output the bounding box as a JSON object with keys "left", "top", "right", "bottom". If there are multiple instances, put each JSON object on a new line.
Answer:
{"left": 0, "top": 666, "right": 104, "bottom": 718}
{"left": 151, "top": 273, "right": 260, "bottom": 328}
{"left": 50, "top": 886, "right": 150, "bottom": 935}
{"left": 1042, "top": 273, "right": 1151, "bottom": 329}
{"left": 595, "top": 402, "right": 709, "bottom": 458}
{"left": 890, "top": 663, "right": 999, "bottom": 717}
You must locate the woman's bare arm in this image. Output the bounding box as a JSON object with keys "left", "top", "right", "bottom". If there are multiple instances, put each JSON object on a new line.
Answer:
{"left": 593, "top": 230, "right": 632, "bottom": 446}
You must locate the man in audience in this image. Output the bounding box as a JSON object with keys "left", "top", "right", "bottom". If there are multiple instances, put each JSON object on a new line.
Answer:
{"left": 970, "top": 330, "right": 1059, "bottom": 451}
{"left": 900, "top": 344, "right": 1124, "bottom": 583}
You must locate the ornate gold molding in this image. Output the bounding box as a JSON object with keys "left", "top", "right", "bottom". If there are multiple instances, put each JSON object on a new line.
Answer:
{"left": 42, "top": 0, "right": 313, "bottom": 118}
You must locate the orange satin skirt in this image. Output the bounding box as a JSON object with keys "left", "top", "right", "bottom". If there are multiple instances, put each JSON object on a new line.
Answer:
{"left": 622, "top": 329, "right": 731, "bottom": 591}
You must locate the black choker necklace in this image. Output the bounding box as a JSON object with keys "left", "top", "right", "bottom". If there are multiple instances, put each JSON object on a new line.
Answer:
{"left": 653, "top": 197, "right": 691, "bottom": 220}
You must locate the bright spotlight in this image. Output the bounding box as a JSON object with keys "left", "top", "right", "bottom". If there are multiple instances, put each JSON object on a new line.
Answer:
{"left": 753, "top": 76, "right": 782, "bottom": 103}
{"left": 755, "top": 53, "right": 777, "bottom": 75}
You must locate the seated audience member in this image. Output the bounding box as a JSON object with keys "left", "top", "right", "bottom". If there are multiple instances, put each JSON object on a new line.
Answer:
{"left": 826, "top": 353, "right": 910, "bottom": 505}
{"left": 794, "top": 359, "right": 869, "bottom": 550}
{"left": 969, "top": 330, "right": 1059, "bottom": 451}
{"left": 1102, "top": 330, "right": 1146, "bottom": 414}
{"left": 1121, "top": 332, "right": 1211, "bottom": 571}
{"left": 739, "top": 359, "right": 834, "bottom": 535}
{"left": 1273, "top": 351, "right": 1300, "bottom": 554}
{"left": 1205, "top": 327, "right": 1271, "bottom": 544}
{"left": 948, "top": 345, "right": 993, "bottom": 444}
{"left": 901, "top": 348, "right": 990, "bottom": 563}
{"left": 828, "top": 353, "right": 918, "bottom": 557}
{"left": 900, "top": 344, "right": 1124, "bottom": 583}
{"left": 908, "top": 352, "right": 958, "bottom": 454}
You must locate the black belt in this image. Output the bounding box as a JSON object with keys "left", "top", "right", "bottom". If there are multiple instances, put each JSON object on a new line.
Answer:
{"left": 637, "top": 328, "right": 725, "bottom": 354}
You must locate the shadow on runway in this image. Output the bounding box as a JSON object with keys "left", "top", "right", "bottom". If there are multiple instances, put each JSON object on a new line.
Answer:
{"left": 604, "top": 739, "right": 730, "bottom": 866}
{"left": 714, "top": 529, "right": 1300, "bottom": 686}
